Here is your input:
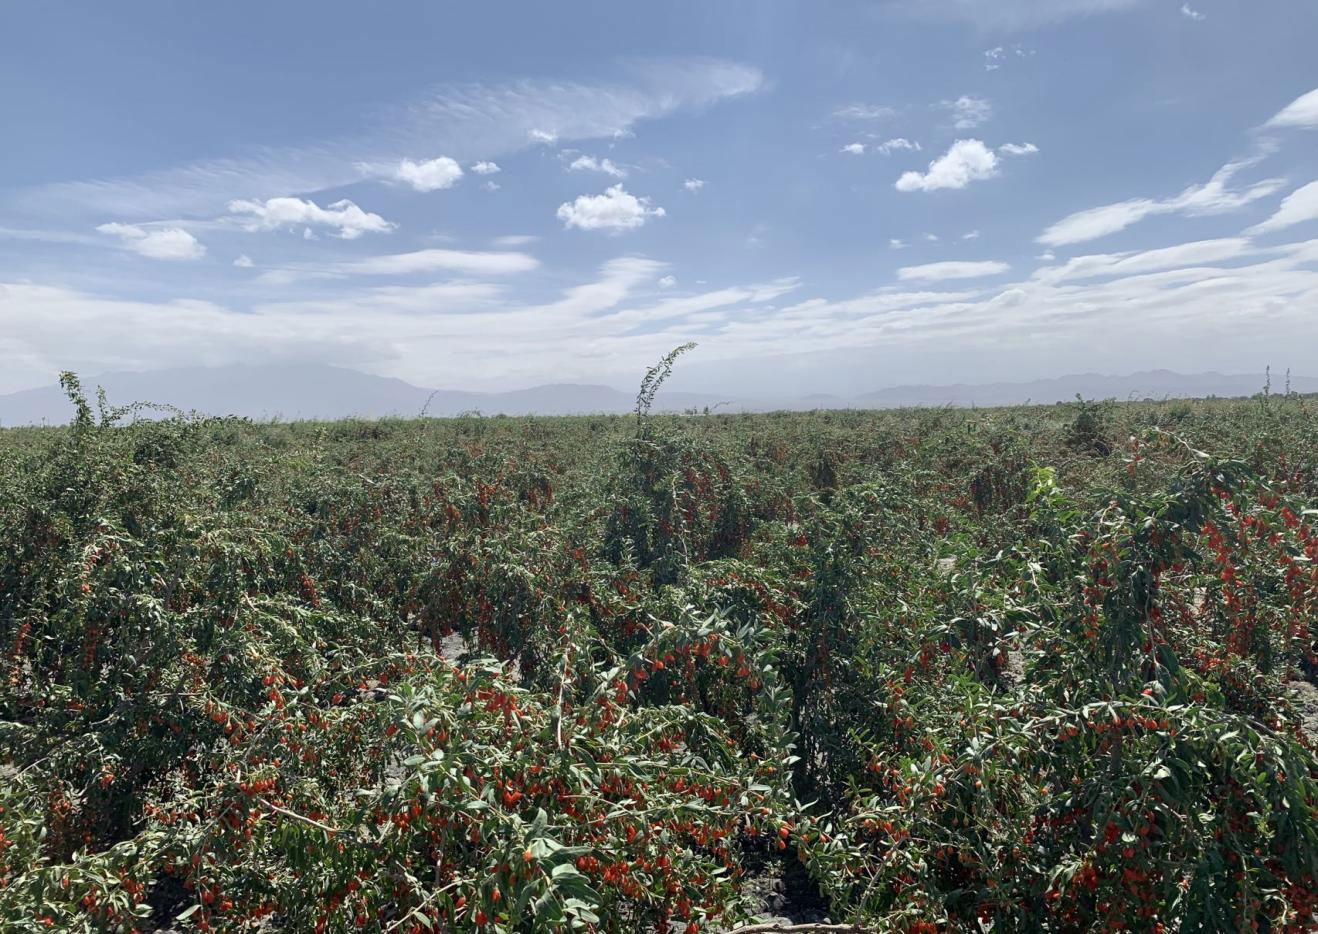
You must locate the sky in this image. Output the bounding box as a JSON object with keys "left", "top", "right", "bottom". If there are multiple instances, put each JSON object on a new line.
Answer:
{"left": 2, "top": 0, "right": 1318, "bottom": 397}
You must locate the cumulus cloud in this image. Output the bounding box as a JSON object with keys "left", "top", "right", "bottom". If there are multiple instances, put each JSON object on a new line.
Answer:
{"left": 876, "top": 138, "right": 921, "bottom": 155}
{"left": 1248, "top": 181, "right": 1318, "bottom": 235}
{"left": 556, "top": 185, "right": 665, "bottom": 232}
{"left": 939, "top": 96, "right": 992, "bottom": 129}
{"left": 658, "top": 275, "right": 677, "bottom": 288}
{"left": 897, "top": 260, "right": 1011, "bottom": 281}
{"left": 530, "top": 129, "right": 558, "bottom": 144}
{"left": 95, "top": 222, "right": 206, "bottom": 260}
{"left": 392, "top": 156, "right": 464, "bottom": 191}
{"left": 1038, "top": 155, "right": 1284, "bottom": 246}
{"left": 895, "top": 139, "right": 1000, "bottom": 193}
{"left": 1265, "top": 87, "right": 1318, "bottom": 130}
{"left": 999, "top": 142, "right": 1039, "bottom": 156}
{"left": 227, "top": 197, "right": 395, "bottom": 239}
{"left": 684, "top": 178, "right": 705, "bottom": 192}
{"left": 840, "top": 143, "right": 866, "bottom": 155}
{"left": 233, "top": 254, "right": 254, "bottom": 268}
{"left": 568, "top": 155, "right": 627, "bottom": 178}
{"left": 470, "top": 161, "right": 500, "bottom": 175}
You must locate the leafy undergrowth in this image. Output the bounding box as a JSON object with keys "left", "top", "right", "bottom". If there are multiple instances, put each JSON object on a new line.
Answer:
{"left": 1, "top": 374, "right": 1316, "bottom": 932}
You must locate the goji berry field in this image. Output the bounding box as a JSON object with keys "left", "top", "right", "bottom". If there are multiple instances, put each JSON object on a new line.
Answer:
{"left": 2, "top": 372, "right": 1317, "bottom": 933}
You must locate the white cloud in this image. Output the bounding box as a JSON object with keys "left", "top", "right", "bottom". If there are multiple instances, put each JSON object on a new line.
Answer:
{"left": 470, "top": 161, "right": 501, "bottom": 175}
{"left": 1038, "top": 154, "right": 1284, "bottom": 246}
{"left": 923, "top": 233, "right": 941, "bottom": 242}
{"left": 963, "top": 230, "right": 981, "bottom": 240}
{"left": 1033, "top": 238, "right": 1252, "bottom": 283}
{"left": 233, "top": 254, "right": 254, "bottom": 268}
{"left": 939, "top": 96, "right": 992, "bottom": 130}
{"left": 833, "top": 104, "right": 897, "bottom": 121}
{"left": 890, "top": 0, "right": 1144, "bottom": 30}
{"left": 999, "top": 142, "right": 1039, "bottom": 156}
{"left": 876, "top": 138, "right": 921, "bottom": 155}
{"left": 684, "top": 178, "right": 705, "bottom": 192}
{"left": 658, "top": 275, "right": 677, "bottom": 288}
{"left": 392, "top": 156, "right": 463, "bottom": 191}
{"left": 984, "top": 45, "right": 1033, "bottom": 70}
{"left": 898, "top": 260, "right": 1011, "bottom": 281}
{"left": 530, "top": 129, "right": 559, "bottom": 144}
{"left": 253, "top": 248, "right": 539, "bottom": 286}
{"left": 889, "top": 239, "right": 908, "bottom": 250}
{"left": 492, "top": 234, "right": 538, "bottom": 247}
{"left": 7, "top": 59, "right": 763, "bottom": 222}
{"left": 1180, "top": 3, "right": 1206, "bottom": 20}
{"left": 482, "top": 180, "right": 501, "bottom": 191}
{"left": 1265, "top": 87, "right": 1318, "bottom": 130}
{"left": 1248, "top": 181, "right": 1318, "bottom": 235}
{"left": 895, "top": 139, "right": 1000, "bottom": 193}
{"left": 568, "top": 154, "right": 627, "bottom": 178}
{"left": 339, "top": 248, "right": 540, "bottom": 276}
{"left": 556, "top": 185, "right": 665, "bottom": 232}
{"left": 9, "top": 233, "right": 1318, "bottom": 399}
{"left": 840, "top": 143, "right": 866, "bottom": 155}
{"left": 95, "top": 222, "right": 206, "bottom": 260}
{"left": 227, "top": 197, "right": 395, "bottom": 239}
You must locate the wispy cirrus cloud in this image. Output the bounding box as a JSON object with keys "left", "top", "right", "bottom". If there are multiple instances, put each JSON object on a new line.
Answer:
{"left": 1038, "top": 152, "right": 1284, "bottom": 246}
{"left": 884, "top": 0, "right": 1146, "bottom": 31}
{"left": 3, "top": 59, "right": 763, "bottom": 223}
{"left": 898, "top": 260, "right": 1010, "bottom": 281}
{"left": 833, "top": 103, "right": 898, "bottom": 121}
{"left": 938, "top": 96, "right": 992, "bottom": 129}
{"left": 1247, "top": 181, "right": 1318, "bottom": 235}
{"left": 7, "top": 233, "right": 1318, "bottom": 396}
{"left": 1265, "top": 87, "right": 1318, "bottom": 130}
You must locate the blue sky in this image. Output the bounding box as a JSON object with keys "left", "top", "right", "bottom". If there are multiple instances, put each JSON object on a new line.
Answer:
{"left": 2, "top": 0, "right": 1317, "bottom": 396}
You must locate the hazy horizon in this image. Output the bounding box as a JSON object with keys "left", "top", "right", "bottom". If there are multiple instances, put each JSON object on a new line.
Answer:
{"left": 3, "top": 1, "right": 1318, "bottom": 399}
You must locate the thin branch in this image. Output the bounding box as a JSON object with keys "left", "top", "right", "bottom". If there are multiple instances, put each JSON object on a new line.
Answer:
{"left": 726, "top": 924, "right": 873, "bottom": 934}
{"left": 259, "top": 798, "right": 343, "bottom": 835}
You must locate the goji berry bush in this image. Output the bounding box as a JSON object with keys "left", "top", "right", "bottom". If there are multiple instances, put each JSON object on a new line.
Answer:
{"left": 1, "top": 373, "right": 1316, "bottom": 932}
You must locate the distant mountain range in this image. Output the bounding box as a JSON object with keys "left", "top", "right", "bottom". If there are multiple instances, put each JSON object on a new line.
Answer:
{"left": 0, "top": 365, "right": 726, "bottom": 425}
{"left": 0, "top": 364, "right": 1307, "bottom": 426}
{"left": 855, "top": 370, "right": 1317, "bottom": 408}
